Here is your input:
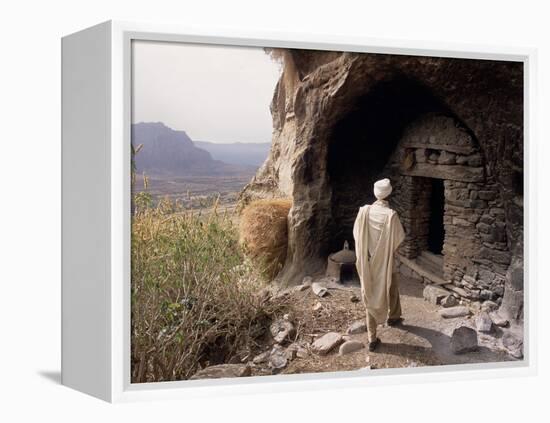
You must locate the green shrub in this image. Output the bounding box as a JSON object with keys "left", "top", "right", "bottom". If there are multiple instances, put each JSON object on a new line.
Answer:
{"left": 131, "top": 199, "right": 285, "bottom": 382}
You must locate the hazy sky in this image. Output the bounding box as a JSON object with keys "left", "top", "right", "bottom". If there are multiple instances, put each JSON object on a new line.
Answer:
{"left": 132, "top": 40, "right": 282, "bottom": 144}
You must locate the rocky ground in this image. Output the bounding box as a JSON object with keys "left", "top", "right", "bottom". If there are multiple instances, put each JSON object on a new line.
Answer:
{"left": 191, "top": 274, "right": 522, "bottom": 380}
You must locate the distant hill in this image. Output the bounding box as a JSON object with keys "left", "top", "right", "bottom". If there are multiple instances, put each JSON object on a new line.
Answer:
{"left": 195, "top": 141, "right": 271, "bottom": 167}
{"left": 131, "top": 122, "right": 256, "bottom": 176}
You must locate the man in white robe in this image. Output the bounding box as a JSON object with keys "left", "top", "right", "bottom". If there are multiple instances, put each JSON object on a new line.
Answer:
{"left": 353, "top": 178, "right": 405, "bottom": 351}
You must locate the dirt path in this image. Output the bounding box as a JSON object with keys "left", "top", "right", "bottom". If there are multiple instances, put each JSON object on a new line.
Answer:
{"left": 255, "top": 274, "right": 514, "bottom": 376}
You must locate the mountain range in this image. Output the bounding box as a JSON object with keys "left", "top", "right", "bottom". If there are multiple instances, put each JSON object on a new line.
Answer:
{"left": 132, "top": 122, "right": 269, "bottom": 176}
{"left": 194, "top": 141, "right": 270, "bottom": 167}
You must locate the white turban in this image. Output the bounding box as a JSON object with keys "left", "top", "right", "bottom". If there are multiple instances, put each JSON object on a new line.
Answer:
{"left": 374, "top": 178, "right": 392, "bottom": 200}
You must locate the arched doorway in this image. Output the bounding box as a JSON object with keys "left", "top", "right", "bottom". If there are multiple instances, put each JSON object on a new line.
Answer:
{"left": 326, "top": 77, "right": 451, "bottom": 255}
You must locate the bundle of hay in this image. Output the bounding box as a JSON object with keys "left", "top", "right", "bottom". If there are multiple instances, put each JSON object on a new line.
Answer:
{"left": 239, "top": 198, "right": 292, "bottom": 280}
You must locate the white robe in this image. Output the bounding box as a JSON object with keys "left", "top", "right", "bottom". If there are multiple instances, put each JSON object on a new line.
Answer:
{"left": 353, "top": 201, "right": 405, "bottom": 324}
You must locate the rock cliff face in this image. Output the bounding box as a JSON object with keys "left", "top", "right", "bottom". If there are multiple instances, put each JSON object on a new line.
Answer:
{"left": 240, "top": 50, "right": 523, "bottom": 327}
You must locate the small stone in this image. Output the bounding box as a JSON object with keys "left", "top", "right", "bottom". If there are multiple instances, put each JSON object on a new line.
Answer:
{"left": 481, "top": 300, "right": 499, "bottom": 312}
{"left": 270, "top": 319, "right": 296, "bottom": 344}
{"left": 347, "top": 320, "right": 367, "bottom": 334}
{"left": 469, "top": 301, "right": 482, "bottom": 313}
{"left": 502, "top": 332, "right": 523, "bottom": 359}
{"left": 350, "top": 293, "right": 360, "bottom": 303}
{"left": 312, "top": 282, "right": 329, "bottom": 297}
{"left": 439, "top": 150, "right": 456, "bottom": 165}
{"left": 293, "top": 284, "right": 310, "bottom": 292}
{"left": 445, "top": 285, "right": 469, "bottom": 298}
{"left": 440, "top": 306, "right": 471, "bottom": 318}
{"left": 190, "top": 364, "right": 251, "bottom": 380}
{"left": 415, "top": 148, "right": 427, "bottom": 163}
{"left": 480, "top": 289, "right": 494, "bottom": 300}
{"left": 456, "top": 155, "right": 468, "bottom": 165}
{"left": 296, "top": 347, "right": 308, "bottom": 358}
{"left": 476, "top": 312, "right": 493, "bottom": 333}
{"left": 311, "top": 332, "right": 343, "bottom": 355}
{"left": 339, "top": 340, "right": 365, "bottom": 355}
{"left": 269, "top": 351, "right": 288, "bottom": 370}
{"left": 284, "top": 345, "right": 297, "bottom": 361}
{"left": 252, "top": 350, "right": 271, "bottom": 364}
{"left": 313, "top": 302, "right": 323, "bottom": 311}
{"left": 423, "top": 285, "right": 451, "bottom": 305}
{"left": 489, "top": 311, "right": 509, "bottom": 327}
{"left": 450, "top": 326, "right": 478, "bottom": 354}
{"left": 441, "top": 295, "right": 458, "bottom": 308}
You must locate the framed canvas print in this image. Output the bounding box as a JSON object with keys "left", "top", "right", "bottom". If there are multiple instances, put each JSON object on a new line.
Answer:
{"left": 61, "top": 21, "right": 536, "bottom": 402}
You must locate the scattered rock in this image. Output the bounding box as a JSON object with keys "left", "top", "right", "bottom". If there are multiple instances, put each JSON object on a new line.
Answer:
{"left": 476, "top": 312, "right": 493, "bottom": 333}
{"left": 284, "top": 344, "right": 298, "bottom": 361}
{"left": 296, "top": 346, "right": 309, "bottom": 358}
{"left": 270, "top": 318, "right": 296, "bottom": 344}
{"left": 445, "top": 285, "right": 470, "bottom": 298}
{"left": 502, "top": 332, "right": 523, "bottom": 359}
{"left": 450, "top": 326, "right": 479, "bottom": 354}
{"left": 269, "top": 350, "right": 288, "bottom": 370}
{"left": 190, "top": 363, "right": 251, "bottom": 380}
{"left": 311, "top": 332, "right": 344, "bottom": 355}
{"left": 469, "top": 301, "right": 482, "bottom": 313}
{"left": 424, "top": 285, "right": 450, "bottom": 305}
{"left": 312, "top": 302, "right": 323, "bottom": 311}
{"left": 312, "top": 282, "right": 329, "bottom": 297}
{"left": 252, "top": 350, "right": 271, "bottom": 364}
{"left": 489, "top": 311, "right": 509, "bottom": 327}
{"left": 339, "top": 340, "right": 365, "bottom": 355}
{"left": 347, "top": 320, "right": 367, "bottom": 334}
{"left": 293, "top": 283, "right": 310, "bottom": 292}
{"left": 481, "top": 300, "right": 499, "bottom": 312}
{"left": 440, "top": 306, "right": 471, "bottom": 318}
{"left": 441, "top": 295, "right": 458, "bottom": 308}
{"left": 350, "top": 293, "right": 360, "bottom": 303}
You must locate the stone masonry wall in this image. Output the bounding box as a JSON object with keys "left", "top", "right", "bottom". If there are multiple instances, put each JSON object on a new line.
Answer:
{"left": 382, "top": 114, "right": 511, "bottom": 303}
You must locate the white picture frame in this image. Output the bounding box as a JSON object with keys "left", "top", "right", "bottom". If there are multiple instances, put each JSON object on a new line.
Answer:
{"left": 61, "top": 20, "right": 537, "bottom": 403}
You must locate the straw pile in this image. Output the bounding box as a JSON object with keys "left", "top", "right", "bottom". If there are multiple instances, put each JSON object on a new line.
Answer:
{"left": 239, "top": 198, "right": 292, "bottom": 280}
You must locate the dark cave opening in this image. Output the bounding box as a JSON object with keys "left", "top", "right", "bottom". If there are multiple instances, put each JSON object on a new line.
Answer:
{"left": 326, "top": 76, "right": 450, "bottom": 256}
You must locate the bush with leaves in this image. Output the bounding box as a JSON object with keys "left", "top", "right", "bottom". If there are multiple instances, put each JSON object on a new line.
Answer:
{"left": 131, "top": 198, "right": 286, "bottom": 382}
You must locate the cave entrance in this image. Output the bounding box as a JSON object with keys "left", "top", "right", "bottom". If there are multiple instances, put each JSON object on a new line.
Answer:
{"left": 427, "top": 178, "right": 445, "bottom": 255}
{"left": 325, "top": 76, "right": 450, "bottom": 257}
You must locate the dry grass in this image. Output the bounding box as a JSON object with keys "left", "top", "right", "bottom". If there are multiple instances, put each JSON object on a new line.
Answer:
{"left": 131, "top": 198, "right": 288, "bottom": 383}
{"left": 239, "top": 198, "right": 292, "bottom": 280}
